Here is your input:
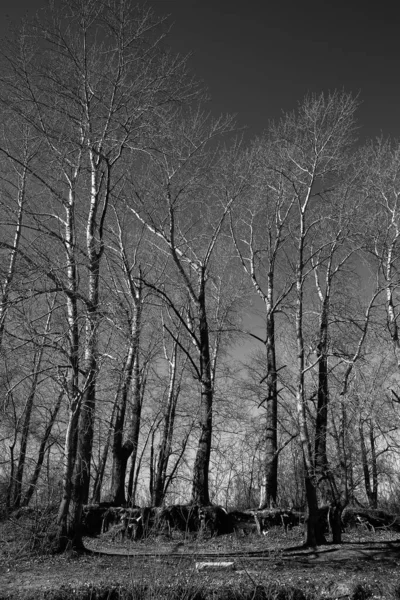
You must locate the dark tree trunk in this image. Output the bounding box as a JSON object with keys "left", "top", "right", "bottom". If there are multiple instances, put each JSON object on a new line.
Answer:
{"left": 295, "top": 201, "right": 327, "bottom": 547}
{"left": 110, "top": 283, "right": 142, "bottom": 506}
{"left": 73, "top": 365, "right": 96, "bottom": 505}
{"left": 314, "top": 297, "right": 331, "bottom": 507}
{"left": 191, "top": 279, "right": 213, "bottom": 506}
{"left": 69, "top": 383, "right": 95, "bottom": 550}
{"left": 359, "top": 419, "right": 372, "bottom": 504}
{"left": 369, "top": 421, "right": 378, "bottom": 508}
{"left": 360, "top": 420, "right": 378, "bottom": 508}
{"left": 259, "top": 327, "right": 278, "bottom": 509}
{"left": 22, "top": 392, "right": 63, "bottom": 507}
{"left": 13, "top": 302, "right": 53, "bottom": 508}
{"left": 12, "top": 389, "right": 35, "bottom": 509}
{"left": 304, "top": 475, "right": 327, "bottom": 547}
{"left": 313, "top": 276, "right": 345, "bottom": 543}
{"left": 329, "top": 502, "right": 343, "bottom": 544}
{"left": 110, "top": 346, "right": 136, "bottom": 506}
{"left": 56, "top": 396, "right": 81, "bottom": 551}
{"left": 68, "top": 263, "right": 100, "bottom": 550}
{"left": 152, "top": 343, "right": 179, "bottom": 506}
{"left": 124, "top": 358, "right": 142, "bottom": 497}
{"left": 91, "top": 401, "right": 117, "bottom": 504}
{"left": 6, "top": 441, "right": 16, "bottom": 510}
{"left": 56, "top": 255, "right": 81, "bottom": 551}
{"left": 259, "top": 302, "right": 278, "bottom": 509}
{"left": 70, "top": 230, "right": 102, "bottom": 531}
{"left": 339, "top": 402, "right": 349, "bottom": 504}
{"left": 113, "top": 356, "right": 142, "bottom": 505}
{"left": 126, "top": 454, "right": 135, "bottom": 506}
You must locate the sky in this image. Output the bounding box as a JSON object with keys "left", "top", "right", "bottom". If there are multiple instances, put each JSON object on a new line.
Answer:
{"left": 2, "top": 0, "right": 400, "bottom": 143}
{"left": 2, "top": 0, "right": 397, "bottom": 354}
{"left": 149, "top": 0, "right": 400, "bottom": 142}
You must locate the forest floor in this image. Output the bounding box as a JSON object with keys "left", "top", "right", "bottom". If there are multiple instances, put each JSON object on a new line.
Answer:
{"left": 2, "top": 513, "right": 400, "bottom": 600}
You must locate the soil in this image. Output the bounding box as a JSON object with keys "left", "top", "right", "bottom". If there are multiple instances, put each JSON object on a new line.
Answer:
{"left": 2, "top": 516, "right": 400, "bottom": 599}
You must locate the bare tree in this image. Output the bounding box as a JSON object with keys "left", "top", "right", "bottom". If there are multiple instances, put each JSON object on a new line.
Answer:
{"left": 361, "top": 139, "right": 400, "bottom": 367}
{"left": 11, "top": 295, "right": 57, "bottom": 508}
{"left": 271, "top": 92, "right": 358, "bottom": 546}
{"left": 0, "top": 123, "right": 34, "bottom": 349}
{"left": 230, "top": 137, "right": 296, "bottom": 508}
{"left": 149, "top": 309, "right": 187, "bottom": 506}
{"left": 127, "top": 109, "right": 245, "bottom": 504}
{"left": 0, "top": 0, "right": 195, "bottom": 549}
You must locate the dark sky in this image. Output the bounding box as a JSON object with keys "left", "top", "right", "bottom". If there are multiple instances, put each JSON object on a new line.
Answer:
{"left": 2, "top": 0, "right": 394, "bottom": 351}
{"left": 3, "top": 0, "right": 399, "bottom": 142}
{"left": 150, "top": 0, "right": 399, "bottom": 143}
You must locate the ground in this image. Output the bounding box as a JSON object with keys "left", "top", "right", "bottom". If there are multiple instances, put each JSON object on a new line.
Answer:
{"left": 2, "top": 514, "right": 400, "bottom": 599}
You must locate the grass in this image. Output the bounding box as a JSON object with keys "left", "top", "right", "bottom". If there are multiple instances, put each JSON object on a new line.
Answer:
{"left": 2, "top": 510, "right": 400, "bottom": 599}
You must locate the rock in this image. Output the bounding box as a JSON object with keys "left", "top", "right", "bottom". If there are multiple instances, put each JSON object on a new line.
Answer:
{"left": 195, "top": 562, "right": 235, "bottom": 571}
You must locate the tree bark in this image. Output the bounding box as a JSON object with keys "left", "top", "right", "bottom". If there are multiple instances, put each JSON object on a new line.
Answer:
{"left": 259, "top": 289, "right": 278, "bottom": 509}
{"left": 369, "top": 421, "right": 378, "bottom": 508}
{"left": 110, "top": 290, "right": 142, "bottom": 506}
{"left": 152, "top": 339, "right": 179, "bottom": 506}
{"left": 359, "top": 419, "right": 372, "bottom": 504}
{"left": 12, "top": 299, "right": 54, "bottom": 508}
{"left": 314, "top": 295, "right": 331, "bottom": 507}
{"left": 56, "top": 182, "right": 81, "bottom": 551}
{"left": 191, "top": 276, "right": 213, "bottom": 506}
{"left": 360, "top": 419, "right": 378, "bottom": 508}
{"left": 295, "top": 181, "right": 327, "bottom": 546}
{"left": 0, "top": 160, "right": 25, "bottom": 349}
{"left": 91, "top": 400, "right": 117, "bottom": 504}
{"left": 22, "top": 391, "right": 63, "bottom": 507}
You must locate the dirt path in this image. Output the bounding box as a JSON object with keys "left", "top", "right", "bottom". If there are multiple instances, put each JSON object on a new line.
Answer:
{"left": 3, "top": 541, "right": 400, "bottom": 599}
{"left": 3, "top": 531, "right": 400, "bottom": 598}
{"left": 84, "top": 536, "right": 400, "bottom": 564}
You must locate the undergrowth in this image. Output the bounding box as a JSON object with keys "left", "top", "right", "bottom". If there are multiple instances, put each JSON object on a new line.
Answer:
{"left": 2, "top": 510, "right": 400, "bottom": 600}
{"left": 1, "top": 582, "right": 318, "bottom": 600}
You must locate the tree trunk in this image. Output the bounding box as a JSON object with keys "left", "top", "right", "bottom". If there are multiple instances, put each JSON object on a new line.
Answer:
{"left": 369, "top": 421, "right": 378, "bottom": 508}
{"left": 191, "top": 280, "right": 213, "bottom": 506}
{"left": 259, "top": 273, "right": 278, "bottom": 509}
{"left": 6, "top": 438, "right": 16, "bottom": 510}
{"left": 73, "top": 357, "right": 96, "bottom": 506}
{"left": 109, "top": 240, "right": 143, "bottom": 507}
{"left": 123, "top": 353, "right": 142, "bottom": 499}
{"left": 110, "top": 347, "right": 136, "bottom": 506}
{"left": 126, "top": 453, "right": 136, "bottom": 506}
{"left": 111, "top": 295, "right": 142, "bottom": 506}
{"left": 329, "top": 502, "right": 343, "bottom": 544}
{"left": 0, "top": 160, "right": 25, "bottom": 348}
{"left": 359, "top": 419, "right": 372, "bottom": 506}
{"left": 361, "top": 420, "right": 378, "bottom": 509}
{"left": 22, "top": 391, "right": 63, "bottom": 507}
{"left": 339, "top": 402, "right": 349, "bottom": 505}
{"left": 13, "top": 301, "right": 54, "bottom": 508}
{"left": 295, "top": 188, "right": 327, "bottom": 547}
{"left": 304, "top": 476, "right": 326, "bottom": 547}
{"left": 115, "top": 350, "right": 144, "bottom": 507}
{"left": 70, "top": 145, "right": 107, "bottom": 539}
{"left": 12, "top": 388, "right": 36, "bottom": 509}
{"left": 56, "top": 184, "right": 81, "bottom": 552}
{"left": 314, "top": 296, "right": 331, "bottom": 507}
{"left": 152, "top": 341, "right": 179, "bottom": 506}
{"left": 91, "top": 400, "right": 117, "bottom": 504}
{"left": 57, "top": 397, "right": 81, "bottom": 551}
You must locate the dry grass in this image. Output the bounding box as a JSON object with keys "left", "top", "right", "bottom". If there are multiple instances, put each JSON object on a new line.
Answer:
{"left": 2, "top": 511, "right": 400, "bottom": 599}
